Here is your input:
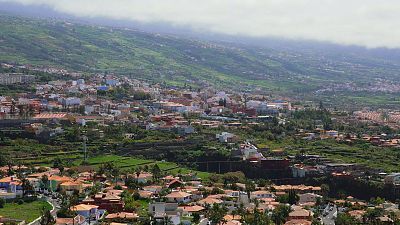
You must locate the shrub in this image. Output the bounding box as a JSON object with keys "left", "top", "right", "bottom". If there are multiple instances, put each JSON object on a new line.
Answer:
{"left": 0, "top": 198, "right": 5, "bottom": 208}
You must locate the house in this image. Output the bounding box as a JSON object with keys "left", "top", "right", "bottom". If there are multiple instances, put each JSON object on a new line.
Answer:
{"left": 167, "top": 179, "right": 184, "bottom": 189}
{"left": 162, "top": 175, "right": 177, "bottom": 183}
{"left": 70, "top": 204, "right": 101, "bottom": 220}
{"left": 348, "top": 210, "right": 366, "bottom": 220}
{"left": 143, "top": 185, "right": 163, "bottom": 194}
{"left": 216, "top": 132, "right": 238, "bottom": 143}
{"left": 0, "top": 190, "right": 17, "bottom": 199}
{"left": 132, "top": 173, "right": 153, "bottom": 183}
{"left": 139, "top": 190, "right": 153, "bottom": 199}
{"left": 55, "top": 215, "right": 86, "bottom": 225}
{"left": 298, "top": 193, "right": 322, "bottom": 206}
{"left": 197, "top": 196, "right": 223, "bottom": 206}
{"left": 165, "top": 191, "right": 192, "bottom": 203}
{"left": 104, "top": 212, "right": 139, "bottom": 223}
{"left": 0, "top": 176, "right": 23, "bottom": 197}
{"left": 48, "top": 175, "right": 73, "bottom": 192}
{"left": 149, "top": 202, "right": 181, "bottom": 225}
{"left": 325, "top": 130, "right": 339, "bottom": 138}
{"left": 250, "top": 190, "right": 275, "bottom": 200}
{"left": 82, "top": 190, "right": 124, "bottom": 213}
{"left": 272, "top": 185, "right": 322, "bottom": 195}
{"left": 384, "top": 173, "right": 400, "bottom": 185}
{"left": 178, "top": 205, "right": 205, "bottom": 216}
{"left": 173, "top": 125, "right": 195, "bottom": 136}
{"left": 287, "top": 206, "right": 313, "bottom": 221}
{"left": 60, "top": 181, "right": 83, "bottom": 194}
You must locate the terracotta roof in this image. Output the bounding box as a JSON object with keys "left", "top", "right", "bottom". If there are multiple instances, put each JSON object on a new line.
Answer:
{"left": 56, "top": 215, "right": 86, "bottom": 225}
{"left": 48, "top": 175, "right": 73, "bottom": 182}
{"left": 252, "top": 190, "right": 274, "bottom": 195}
{"left": 220, "top": 220, "right": 242, "bottom": 225}
{"left": 289, "top": 207, "right": 312, "bottom": 217}
{"left": 70, "top": 204, "right": 98, "bottom": 211}
{"left": 139, "top": 190, "right": 153, "bottom": 198}
{"left": 348, "top": 210, "right": 366, "bottom": 219}
{"left": 273, "top": 185, "right": 321, "bottom": 191}
{"left": 197, "top": 197, "right": 223, "bottom": 205}
{"left": 105, "top": 212, "right": 138, "bottom": 219}
{"left": 178, "top": 205, "right": 205, "bottom": 212}
{"left": 0, "top": 176, "right": 20, "bottom": 183}
{"left": 166, "top": 191, "right": 191, "bottom": 198}
{"left": 284, "top": 219, "right": 312, "bottom": 225}
{"left": 34, "top": 113, "right": 68, "bottom": 119}
{"left": 224, "top": 215, "right": 242, "bottom": 221}
{"left": 60, "top": 181, "right": 82, "bottom": 186}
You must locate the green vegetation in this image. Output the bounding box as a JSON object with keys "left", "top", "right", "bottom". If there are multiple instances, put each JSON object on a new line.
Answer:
{"left": 0, "top": 200, "right": 52, "bottom": 223}
{"left": 1, "top": 14, "right": 400, "bottom": 107}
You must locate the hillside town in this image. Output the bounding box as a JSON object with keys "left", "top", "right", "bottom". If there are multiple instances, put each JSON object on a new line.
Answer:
{"left": 1, "top": 64, "right": 400, "bottom": 225}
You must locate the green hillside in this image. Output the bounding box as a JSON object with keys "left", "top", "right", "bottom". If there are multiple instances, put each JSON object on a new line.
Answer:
{"left": 0, "top": 14, "right": 285, "bottom": 90}
{"left": 1, "top": 14, "right": 400, "bottom": 106}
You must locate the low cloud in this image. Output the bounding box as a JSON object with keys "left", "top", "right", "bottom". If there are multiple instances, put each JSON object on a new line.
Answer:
{"left": 2, "top": 0, "right": 400, "bottom": 48}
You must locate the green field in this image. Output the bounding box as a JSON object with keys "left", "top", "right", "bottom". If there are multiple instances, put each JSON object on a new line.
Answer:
{"left": 257, "top": 138, "right": 400, "bottom": 172}
{"left": 0, "top": 201, "right": 52, "bottom": 223}
{"left": 81, "top": 155, "right": 212, "bottom": 179}
{"left": 23, "top": 154, "right": 212, "bottom": 180}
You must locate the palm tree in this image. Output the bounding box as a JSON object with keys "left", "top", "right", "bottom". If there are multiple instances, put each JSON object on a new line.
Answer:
{"left": 245, "top": 180, "right": 255, "bottom": 200}
{"left": 135, "top": 167, "right": 142, "bottom": 179}
{"left": 21, "top": 178, "right": 33, "bottom": 196}
{"left": 271, "top": 205, "right": 291, "bottom": 225}
{"left": 41, "top": 175, "right": 49, "bottom": 192}
{"left": 209, "top": 204, "right": 227, "bottom": 225}
{"left": 40, "top": 208, "right": 55, "bottom": 225}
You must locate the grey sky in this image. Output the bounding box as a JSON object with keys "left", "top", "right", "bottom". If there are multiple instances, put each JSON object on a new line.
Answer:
{"left": 2, "top": 0, "right": 400, "bottom": 48}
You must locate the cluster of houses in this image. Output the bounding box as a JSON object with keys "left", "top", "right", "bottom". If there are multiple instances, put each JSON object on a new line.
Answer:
{"left": 0, "top": 69, "right": 294, "bottom": 143}
{"left": 298, "top": 126, "right": 400, "bottom": 148}
{"left": 0, "top": 163, "right": 327, "bottom": 225}
{"left": 2, "top": 162, "right": 400, "bottom": 224}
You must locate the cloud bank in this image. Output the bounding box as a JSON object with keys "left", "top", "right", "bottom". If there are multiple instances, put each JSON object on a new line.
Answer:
{"left": 2, "top": 0, "right": 400, "bottom": 48}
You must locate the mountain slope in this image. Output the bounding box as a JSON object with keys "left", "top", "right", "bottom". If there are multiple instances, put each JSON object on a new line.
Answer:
{"left": 1, "top": 14, "right": 400, "bottom": 103}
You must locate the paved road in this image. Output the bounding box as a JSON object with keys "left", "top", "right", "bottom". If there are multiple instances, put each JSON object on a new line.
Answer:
{"left": 322, "top": 204, "right": 337, "bottom": 225}
{"left": 29, "top": 195, "right": 61, "bottom": 225}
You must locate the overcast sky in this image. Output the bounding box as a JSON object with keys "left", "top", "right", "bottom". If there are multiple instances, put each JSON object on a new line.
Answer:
{"left": 2, "top": 0, "right": 400, "bottom": 48}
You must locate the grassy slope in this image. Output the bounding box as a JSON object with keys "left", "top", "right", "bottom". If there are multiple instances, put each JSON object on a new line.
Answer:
{"left": 22, "top": 154, "right": 212, "bottom": 180}
{"left": 2, "top": 14, "right": 400, "bottom": 98}
{"left": 257, "top": 138, "right": 400, "bottom": 172}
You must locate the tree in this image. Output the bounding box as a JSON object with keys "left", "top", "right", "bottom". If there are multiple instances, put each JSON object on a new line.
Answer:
{"left": 0, "top": 198, "right": 5, "bottom": 208}
{"left": 40, "top": 209, "right": 55, "bottom": 225}
{"left": 363, "top": 208, "right": 383, "bottom": 224}
{"left": 125, "top": 176, "right": 139, "bottom": 190}
{"left": 311, "top": 218, "right": 322, "bottom": 225}
{"left": 0, "top": 155, "right": 8, "bottom": 167}
{"left": 192, "top": 213, "right": 201, "bottom": 223}
{"left": 151, "top": 164, "right": 161, "bottom": 181}
{"left": 288, "top": 189, "right": 299, "bottom": 205}
{"left": 321, "top": 184, "right": 330, "bottom": 197}
{"left": 245, "top": 180, "right": 256, "bottom": 200}
{"left": 52, "top": 158, "right": 64, "bottom": 174}
{"left": 209, "top": 204, "right": 227, "bottom": 225}
{"left": 41, "top": 175, "right": 49, "bottom": 191}
{"left": 335, "top": 213, "right": 358, "bottom": 225}
{"left": 21, "top": 178, "right": 34, "bottom": 196}
{"left": 272, "top": 205, "right": 291, "bottom": 225}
